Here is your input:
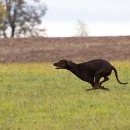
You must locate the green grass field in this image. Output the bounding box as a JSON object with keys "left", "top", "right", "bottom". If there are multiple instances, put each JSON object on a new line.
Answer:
{"left": 0, "top": 61, "right": 130, "bottom": 130}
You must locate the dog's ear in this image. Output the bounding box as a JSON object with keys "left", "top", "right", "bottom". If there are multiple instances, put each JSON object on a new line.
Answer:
{"left": 66, "top": 60, "right": 72, "bottom": 67}
{"left": 60, "top": 59, "right": 72, "bottom": 69}
{"left": 60, "top": 59, "right": 67, "bottom": 64}
{"left": 61, "top": 59, "right": 69, "bottom": 67}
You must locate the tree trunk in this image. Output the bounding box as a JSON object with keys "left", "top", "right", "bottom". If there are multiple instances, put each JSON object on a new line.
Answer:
{"left": 11, "top": 23, "right": 15, "bottom": 38}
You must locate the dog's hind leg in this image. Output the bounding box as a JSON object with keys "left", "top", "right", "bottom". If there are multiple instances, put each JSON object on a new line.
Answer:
{"left": 99, "top": 76, "right": 110, "bottom": 91}
{"left": 94, "top": 68, "right": 106, "bottom": 89}
{"left": 94, "top": 68, "right": 110, "bottom": 89}
{"left": 100, "top": 76, "right": 109, "bottom": 86}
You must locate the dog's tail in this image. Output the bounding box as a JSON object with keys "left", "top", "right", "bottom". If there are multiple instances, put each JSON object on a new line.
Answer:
{"left": 112, "top": 66, "right": 128, "bottom": 85}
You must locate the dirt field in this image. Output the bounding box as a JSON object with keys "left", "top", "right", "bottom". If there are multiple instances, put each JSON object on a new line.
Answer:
{"left": 0, "top": 36, "right": 130, "bottom": 63}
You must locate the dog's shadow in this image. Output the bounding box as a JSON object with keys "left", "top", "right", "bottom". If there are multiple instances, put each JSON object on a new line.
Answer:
{"left": 85, "top": 87, "right": 110, "bottom": 91}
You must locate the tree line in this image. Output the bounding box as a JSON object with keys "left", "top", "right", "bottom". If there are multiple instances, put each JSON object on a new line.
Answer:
{"left": 0, "top": 0, "right": 47, "bottom": 38}
{"left": 0, "top": 0, "right": 88, "bottom": 38}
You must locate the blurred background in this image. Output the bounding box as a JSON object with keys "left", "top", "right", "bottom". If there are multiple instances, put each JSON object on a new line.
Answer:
{"left": 0, "top": 0, "right": 130, "bottom": 62}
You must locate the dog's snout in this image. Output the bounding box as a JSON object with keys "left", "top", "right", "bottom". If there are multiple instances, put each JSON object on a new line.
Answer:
{"left": 53, "top": 63, "right": 56, "bottom": 66}
{"left": 53, "top": 62, "right": 58, "bottom": 66}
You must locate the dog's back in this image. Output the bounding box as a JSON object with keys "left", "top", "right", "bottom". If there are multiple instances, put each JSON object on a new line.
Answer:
{"left": 78, "top": 59, "right": 112, "bottom": 73}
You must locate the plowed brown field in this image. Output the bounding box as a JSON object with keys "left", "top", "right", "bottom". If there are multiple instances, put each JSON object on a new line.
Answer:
{"left": 0, "top": 36, "right": 130, "bottom": 63}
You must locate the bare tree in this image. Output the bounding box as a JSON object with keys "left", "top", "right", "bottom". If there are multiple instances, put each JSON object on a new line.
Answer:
{"left": 75, "top": 19, "right": 88, "bottom": 37}
{"left": 0, "top": 0, "right": 47, "bottom": 38}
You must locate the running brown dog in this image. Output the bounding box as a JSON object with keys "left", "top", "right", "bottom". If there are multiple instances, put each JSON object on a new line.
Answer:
{"left": 53, "top": 59, "right": 128, "bottom": 91}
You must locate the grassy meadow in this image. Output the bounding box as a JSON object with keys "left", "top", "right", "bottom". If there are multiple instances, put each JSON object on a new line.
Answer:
{"left": 0, "top": 61, "right": 130, "bottom": 130}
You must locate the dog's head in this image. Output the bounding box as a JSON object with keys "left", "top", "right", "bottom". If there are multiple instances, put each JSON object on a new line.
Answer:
{"left": 53, "top": 59, "right": 70, "bottom": 69}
